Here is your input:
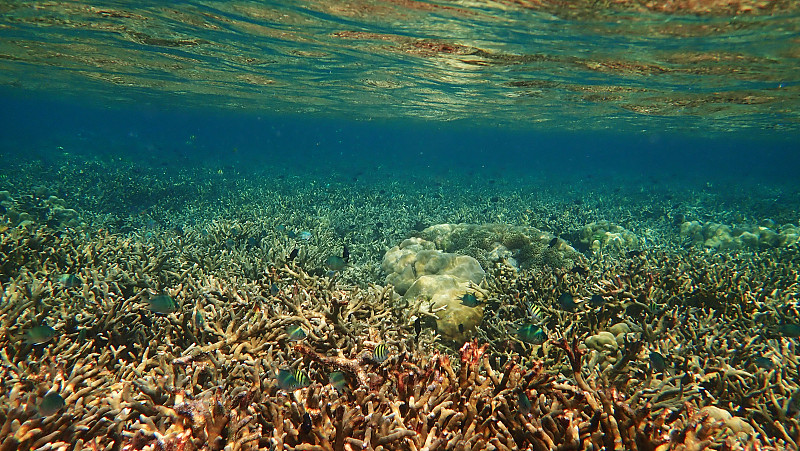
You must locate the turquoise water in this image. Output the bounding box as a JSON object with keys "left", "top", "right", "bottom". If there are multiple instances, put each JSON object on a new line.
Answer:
{"left": 1, "top": 0, "right": 798, "bottom": 262}
{"left": 2, "top": 3, "right": 800, "bottom": 449}
{"left": 1, "top": 1, "right": 799, "bottom": 133}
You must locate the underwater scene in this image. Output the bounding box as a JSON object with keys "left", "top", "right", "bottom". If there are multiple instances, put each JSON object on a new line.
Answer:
{"left": 1, "top": 1, "right": 800, "bottom": 450}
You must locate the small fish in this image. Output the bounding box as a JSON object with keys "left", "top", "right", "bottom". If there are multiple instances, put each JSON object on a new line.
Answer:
{"left": 269, "top": 283, "right": 280, "bottom": 296}
{"left": 590, "top": 294, "right": 605, "bottom": 307}
{"left": 518, "top": 391, "right": 532, "bottom": 414}
{"left": 649, "top": 351, "right": 667, "bottom": 373}
{"left": 25, "top": 325, "right": 56, "bottom": 345}
{"left": 329, "top": 371, "right": 347, "bottom": 392}
{"left": 627, "top": 250, "right": 643, "bottom": 258}
{"left": 557, "top": 292, "right": 577, "bottom": 312}
{"left": 528, "top": 304, "right": 544, "bottom": 322}
{"left": 298, "top": 231, "right": 312, "bottom": 241}
{"left": 517, "top": 324, "right": 547, "bottom": 344}
{"left": 286, "top": 325, "right": 306, "bottom": 341}
{"left": 414, "top": 318, "right": 422, "bottom": 338}
{"left": 300, "top": 412, "right": 313, "bottom": 435}
{"left": 38, "top": 392, "right": 65, "bottom": 416}
{"left": 288, "top": 230, "right": 297, "bottom": 239}
{"left": 779, "top": 324, "right": 800, "bottom": 338}
{"left": 372, "top": 343, "right": 389, "bottom": 363}
{"left": 548, "top": 237, "right": 559, "bottom": 248}
{"left": 58, "top": 274, "right": 80, "bottom": 288}
{"left": 148, "top": 294, "right": 177, "bottom": 314}
{"left": 754, "top": 356, "right": 774, "bottom": 370}
{"left": 277, "top": 368, "right": 311, "bottom": 390}
{"left": 287, "top": 248, "right": 299, "bottom": 261}
{"left": 342, "top": 244, "right": 350, "bottom": 263}
{"left": 458, "top": 323, "right": 465, "bottom": 333}
{"left": 325, "top": 255, "right": 347, "bottom": 271}
{"left": 460, "top": 292, "right": 480, "bottom": 307}
{"left": 194, "top": 310, "right": 205, "bottom": 329}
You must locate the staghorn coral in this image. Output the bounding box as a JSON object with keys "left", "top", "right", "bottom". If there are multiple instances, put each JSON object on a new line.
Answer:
{"left": 2, "top": 190, "right": 799, "bottom": 450}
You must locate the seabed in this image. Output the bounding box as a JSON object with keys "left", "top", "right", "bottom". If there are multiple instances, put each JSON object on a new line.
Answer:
{"left": 1, "top": 157, "right": 799, "bottom": 451}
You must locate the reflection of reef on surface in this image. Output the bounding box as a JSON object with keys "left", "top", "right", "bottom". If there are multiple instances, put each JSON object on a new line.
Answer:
{"left": 0, "top": 1, "right": 797, "bottom": 132}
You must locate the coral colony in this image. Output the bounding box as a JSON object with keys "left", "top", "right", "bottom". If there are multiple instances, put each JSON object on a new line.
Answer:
{"left": 1, "top": 185, "right": 799, "bottom": 451}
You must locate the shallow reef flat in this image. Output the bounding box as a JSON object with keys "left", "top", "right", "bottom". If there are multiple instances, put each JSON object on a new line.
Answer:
{"left": 1, "top": 158, "right": 800, "bottom": 450}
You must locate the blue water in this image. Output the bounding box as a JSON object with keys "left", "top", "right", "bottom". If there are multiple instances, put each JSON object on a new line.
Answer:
{"left": 3, "top": 4, "right": 800, "bottom": 449}
{"left": 0, "top": 1, "right": 798, "bottom": 219}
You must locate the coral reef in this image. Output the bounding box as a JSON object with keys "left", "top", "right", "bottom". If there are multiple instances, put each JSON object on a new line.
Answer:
{"left": 382, "top": 237, "right": 485, "bottom": 296}
{"left": 382, "top": 236, "right": 486, "bottom": 343}
{"left": 681, "top": 220, "right": 800, "bottom": 250}
{"left": 415, "top": 223, "right": 579, "bottom": 270}
{"left": 403, "top": 274, "right": 484, "bottom": 343}
{"left": 1, "top": 214, "right": 798, "bottom": 450}
{"left": 574, "top": 220, "right": 642, "bottom": 255}
{"left": 479, "top": 243, "right": 800, "bottom": 449}
{"left": 0, "top": 190, "right": 81, "bottom": 229}
{"left": 1, "top": 149, "right": 800, "bottom": 451}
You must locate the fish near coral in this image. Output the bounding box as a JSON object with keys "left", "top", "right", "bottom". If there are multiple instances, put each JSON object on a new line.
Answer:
{"left": 148, "top": 294, "right": 177, "bottom": 314}
{"left": 460, "top": 292, "right": 480, "bottom": 307}
{"left": 557, "top": 292, "right": 578, "bottom": 312}
{"left": 517, "top": 324, "right": 547, "bottom": 344}
{"left": 286, "top": 325, "right": 306, "bottom": 341}
{"left": 277, "top": 368, "right": 310, "bottom": 390}
{"left": 329, "top": 371, "right": 348, "bottom": 392}
{"left": 38, "top": 392, "right": 65, "bottom": 416}
{"left": 649, "top": 351, "right": 668, "bottom": 373}
{"left": 325, "top": 255, "right": 347, "bottom": 271}
{"left": 25, "top": 325, "right": 56, "bottom": 345}
{"left": 590, "top": 294, "right": 605, "bottom": 307}
{"left": 518, "top": 391, "right": 532, "bottom": 414}
{"left": 372, "top": 343, "right": 389, "bottom": 363}
{"left": 58, "top": 273, "right": 80, "bottom": 288}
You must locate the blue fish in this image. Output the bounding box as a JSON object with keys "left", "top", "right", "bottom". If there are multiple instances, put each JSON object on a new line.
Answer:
{"left": 518, "top": 391, "right": 532, "bottom": 414}
{"left": 589, "top": 294, "right": 605, "bottom": 307}
{"left": 286, "top": 325, "right": 306, "bottom": 341}
{"left": 460, "top": 292, "right": 480, "bottom": 307}
{"left": 649, "top": 351, "right": 667, "bottom": 373}
{"left": 557, "top": 292, "right": 577, "bottom": 312}
{"left": 38, "top": 392, "right": 65, "bottom": 416}
{"left": 517, "top": 324, "right": 547, "bottom": 344}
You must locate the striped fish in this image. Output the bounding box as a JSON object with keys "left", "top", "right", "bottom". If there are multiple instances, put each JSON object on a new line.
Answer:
{"left": 372, "top": 343, "right": 389, "bottom": 363}
{"left": 286, "top": 325, "right": 306, "bottom": 341}
{"left": 277, "top": 368, "right": 310, "bottom": 390}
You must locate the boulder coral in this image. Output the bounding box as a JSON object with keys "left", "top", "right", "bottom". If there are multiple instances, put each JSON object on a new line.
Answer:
{"left": 415, "top": 223, "right": 578, "bottom": 270}
{"left": 382, "top": 236, "right": 486, "bottom": 342}
{"left": 575, "top": 220, "right": 642, "bottom": 255}
{"left": 681, "top": 220, "right": 800, "bottom": 250}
